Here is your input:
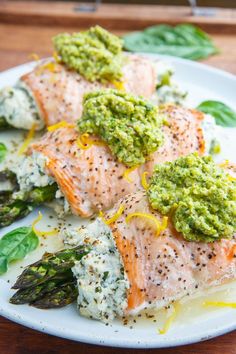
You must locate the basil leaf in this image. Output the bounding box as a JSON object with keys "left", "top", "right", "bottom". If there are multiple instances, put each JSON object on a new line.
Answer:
{"left": 0, "top": 143, "right": 7, "bottom": 163}
{"left": 0, "top": 226, "right": 39, "bottom": 274}
{"left": 197, "top": 100, "right": 236, "bottom": 127}
{"left": 123, "top": 24, "right": 218, "bottom": 60}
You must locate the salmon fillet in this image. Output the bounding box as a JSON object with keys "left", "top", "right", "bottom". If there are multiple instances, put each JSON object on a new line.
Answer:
{"left": 106, "top": 187, "right": 236, "bottom": 313}
{"left": 30, "top": 105, "right": 205, "bottom": 217}
{"left": 21, "top": 55, "right": 156, "bottom": 126}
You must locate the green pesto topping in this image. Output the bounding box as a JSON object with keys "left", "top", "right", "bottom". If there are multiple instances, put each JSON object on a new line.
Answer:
{"left": 148, "top": 153, "right": 236, "bottom": 242}
{"left": 53, "top": 26, "right": 124, "bottom": 83}
{"left": 78, "top": 89, "right": 164, "bottom": 167}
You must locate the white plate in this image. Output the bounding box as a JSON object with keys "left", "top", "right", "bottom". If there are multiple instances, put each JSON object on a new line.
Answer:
{"left": 0, "top": 55, "right": 236, "bottom": 349}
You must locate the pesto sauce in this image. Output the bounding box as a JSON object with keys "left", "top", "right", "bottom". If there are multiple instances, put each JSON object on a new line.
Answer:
{"left": 53, "top": 26, "right": 124, "bottom": 83}
{"left": 148, "top": 153, "right": 236, "bottom": 242}
{"left": 78, "top": 89, "right": 164, "bottom": 167}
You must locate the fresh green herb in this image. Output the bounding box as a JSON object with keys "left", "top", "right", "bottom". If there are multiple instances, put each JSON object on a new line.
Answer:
{"left": 148, "top": 153, "right": 236, "bottom": 242}
{"left": 209, "top": 138, "right": 221, "bottom": 155}
{"left": 0, "top": 117, "right": 10, "bottom": 130}
{"left": 0, "top": 143, "right": 7, "bottom": 163}
{"left": 0, "top": 227, "right": 39, "bottom": 275}
{"left": 156, "top": 71, "right": 172, "bottom": 89}
{"left": 123, "top": 24, "right": 218, "bottom": 60}
{"left": 78, "top": 89, "right": 164, "bottom": 167}
{"left": 102, "top": 271, "right": 109, "bottom": 282}
{"left": 197, "top": 100, "right": 236, "bottom": 127}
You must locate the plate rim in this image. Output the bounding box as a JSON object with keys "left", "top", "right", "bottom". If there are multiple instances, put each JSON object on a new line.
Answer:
{"left": 1, "top": 304, "right": 236, "bottom": 349}
{"left": 0, "top": 54, "right": 236, "bottom": 348}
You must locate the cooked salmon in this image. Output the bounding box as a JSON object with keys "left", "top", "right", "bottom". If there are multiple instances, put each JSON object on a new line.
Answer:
{"left": 21, "top": 55, "right": 156, "bottom": 126}
{"left": 30, "top": 105, "right": 205, "bottom": 217}
{"left": 106, "top": 185, "right": 236, "bottom": 313}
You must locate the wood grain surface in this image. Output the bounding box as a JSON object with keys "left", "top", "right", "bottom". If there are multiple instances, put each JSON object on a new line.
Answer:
{"left": 0, "top": 315, "right": 235, "bottom": 354}
{"left": 0, "top": 1, "right": 236, "bottom": 32}
{"left": 0, "top": 2, "right": 235, "bottom": 353}
{"left": 0, "top": 24, "right": 236, "bottom": 74}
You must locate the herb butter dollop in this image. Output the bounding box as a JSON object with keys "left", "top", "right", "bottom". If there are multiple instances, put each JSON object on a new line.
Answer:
{"left": 78, "top": 89, "right": 164, "bottom": 167}
{"left": 148, "top": 153, "right": 236, "bottom": 242}
{"left": 53, "top": 26, "right": 124, "bottom": 83}
{"left": 63, "top": 219, "right": 129, "bottom": 321}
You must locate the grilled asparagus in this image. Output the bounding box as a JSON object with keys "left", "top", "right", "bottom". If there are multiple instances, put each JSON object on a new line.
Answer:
{"left": 32, "top": 280, "right": 78, "bottom": 309}
{"left": 10, "top": 271, "right": 74, "bottom": 304}
{"left": 10, "top": 246, "right": 89, "bottom": 309}
{"left": 0, "top": 169, "right": 58, "bottom": 227}
{"left": 13, "top": 246, "right": 88, "bottom": 289}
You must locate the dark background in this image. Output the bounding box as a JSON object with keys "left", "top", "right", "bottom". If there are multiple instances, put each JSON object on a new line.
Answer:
{"left": 10, "top": 0, "right": 236, "bottom": 8}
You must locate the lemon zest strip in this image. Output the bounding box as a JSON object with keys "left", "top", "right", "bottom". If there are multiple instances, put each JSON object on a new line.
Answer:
{"left": 37, "top": 62, "right": 57, "bottom": 74}
{"left": 32, "top": 211, "right": 58, "bottom": 237}
{"left": 98, "top": 210, "right": 107, "bottom": 224}
{"left": 85, "top": 134, "right": 106, "bottom": 147}
{"left": 112, "top": 80, "right": 126, "bottom": 91}
{"left": 203, "top": 301, "right": 236, "bottom": 309}
{"left": 99, "top": 205, "right": 125, "bottom": 225}
{"left": 48, "top": 121, "right": 75, "bottom": 132}
{"left": 53, "top": 51, "right": 61, "bottom": 63}
{"left": 123, "top": 166, "right": 138, "bottom": 183}
{"left": 126, "top": 212, "right": 162, "bottom": 237}
{"left": 219, "top": 160, "right": 229, "bottom": 168}
{"left": 77, "top": 133, "right": 93, "bottom": 150}
{"left": 92, "top": 140, "right": 106, "bottom": 147}
{"left": 77, "top": 133, "right": 106, "bottom": 150}
{"left": 228, "top": 175, "right": 236, "bottom": 182}
{"left": 29, "top": 53, "right": 40, "bottom": 61}
{"left": 141, "top": 171, "right": 149, "bottom": 190}
{"left": 159, "top": 302, "right": 180, "bottom": 335}
{"left": 159, "top": 216, "right": 168, "bottom": 234}
{"left": 18, "top": 123, "right": 37, "bottom": 155}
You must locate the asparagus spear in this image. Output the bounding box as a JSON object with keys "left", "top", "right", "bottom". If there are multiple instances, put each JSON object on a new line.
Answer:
{"left": 0, "top": 191, "right": 14, "bottom": 204}
{"left": 0, "top": 116, "right": 10, "bottom": 130}
{"left": 10, "top": 270, "right": 74, "bottom": 304}
{"left": 0, "top": 170, "right": 18, "bottom": 202}
{"left": 10, "top": 246, "right": 89, "bottom": 309}
{"left": 0, "top": 179, "right": 58, "bottom": 227}
{"left": 12, "top": 246, "right": 89, "bottom": 289}
{"left": 0, "top": 170, "right": 17, "bottom": 186}
{"left": 0, "top": 200, "right": 33, "bottom": 227}
{"left": 26, "top": 183, "right": 58, "bottom": 204}
{"left": 31, "top": 280, "right": 78, "bottom": 309}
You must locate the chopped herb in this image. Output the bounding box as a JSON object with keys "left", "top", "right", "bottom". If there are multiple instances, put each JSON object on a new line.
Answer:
{"left": 0, "top": 143, "right": 7, "bottom": 162}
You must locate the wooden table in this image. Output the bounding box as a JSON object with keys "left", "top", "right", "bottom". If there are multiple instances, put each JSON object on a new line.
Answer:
{"left": 0, "top": 23, "right": 236, "bottom": 74}
{"left": 0, "top": 1, "right": 236, "bottom": 73}
{"left": 0, "top": 2, "right": 236, "bottom": 353}
{"left": 0, "top": 315, "right": 235, "bottom": 354}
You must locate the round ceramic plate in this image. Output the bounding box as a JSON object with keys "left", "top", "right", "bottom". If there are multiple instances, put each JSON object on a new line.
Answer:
{"left": 0, "top": 55, "right": 236, "bottom": 348}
